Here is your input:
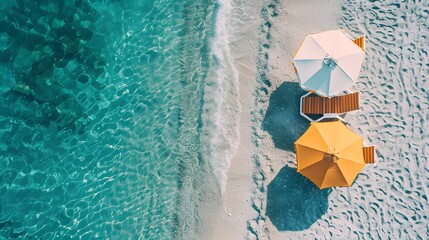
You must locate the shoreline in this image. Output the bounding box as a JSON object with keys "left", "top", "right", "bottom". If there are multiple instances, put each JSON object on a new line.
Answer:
{"left": 208, "top": 0, "right": 429, "bottom": 239}
{"left": 210, "top": 0, "right": 263, "bottom": 239}
{"left": 210, "top": 0, "right": 344, "bottom": 239}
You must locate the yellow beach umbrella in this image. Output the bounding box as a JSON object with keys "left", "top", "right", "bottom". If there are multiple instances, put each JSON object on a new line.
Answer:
{"left": 294, "top": 120, "right": 365, "bottom": 189}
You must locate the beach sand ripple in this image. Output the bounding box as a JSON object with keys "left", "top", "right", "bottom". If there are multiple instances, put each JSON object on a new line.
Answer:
{"left": 247, "top": 0, "right": 429, "bottom": 239}
{"left": 324, "top": 0, "right": 429, "bottom": 239}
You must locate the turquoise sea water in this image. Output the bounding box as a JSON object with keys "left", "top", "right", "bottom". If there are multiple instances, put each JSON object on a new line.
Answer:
{"left": 0, "top": 0, "right": 223, "bottom": 239}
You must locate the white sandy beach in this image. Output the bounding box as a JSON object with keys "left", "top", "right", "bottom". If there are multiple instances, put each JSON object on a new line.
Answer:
{"left": 210, "top": 0, "right": 429, "bottom": 239}
{"left": 211, "top": 0, "right": 343, "bottom": 239}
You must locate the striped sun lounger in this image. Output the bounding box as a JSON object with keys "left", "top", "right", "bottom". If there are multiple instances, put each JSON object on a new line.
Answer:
{"left": 302, "top": 92, "right": 360, "bottom": 115}
{"left": 363, "top": 146, "right": 376, "bottom": 164}
{"left": 301, "top": 95, "right": 324, "bottom": 114}
{"left": 353, "top": 36, "right": 365, "bottom": 52}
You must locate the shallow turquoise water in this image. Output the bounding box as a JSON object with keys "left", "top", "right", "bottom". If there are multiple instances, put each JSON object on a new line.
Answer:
{"left": 0, "top": 0, "right": 217, "bottom": 239}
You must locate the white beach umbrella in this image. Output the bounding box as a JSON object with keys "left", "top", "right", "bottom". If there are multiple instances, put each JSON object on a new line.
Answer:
{"left": 293, "top": 30, "right": 364, "bottom": 97}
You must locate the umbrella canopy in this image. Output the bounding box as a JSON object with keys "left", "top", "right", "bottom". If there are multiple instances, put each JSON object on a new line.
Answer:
{"left": 294, "top": 120, "right": 365, "bottom": 189}
{"left": 293, "top": 29, "right": 364, "bottom": 97}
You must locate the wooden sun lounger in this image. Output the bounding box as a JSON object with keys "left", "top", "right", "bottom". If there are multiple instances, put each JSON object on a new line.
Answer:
{"left": 363, "top": 146, "right": 376, "bottom": 164}
{"left": 301, "top": 95, "right": 324, "bottom": 114}
{"left": 302, "top": 92, "right": 360, "bottom": 115}
{"left": 353, "top": 36, "right": 365, "bottom": 52}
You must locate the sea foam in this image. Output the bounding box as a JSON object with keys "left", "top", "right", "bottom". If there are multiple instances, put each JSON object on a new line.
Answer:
{"left": 200, "top": 0, "right": 241, "bottom": 194}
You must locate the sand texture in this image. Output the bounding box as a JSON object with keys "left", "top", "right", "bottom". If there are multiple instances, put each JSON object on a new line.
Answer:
{"left": 210, "top": 0, "right": 428, "bottom": 239}
{"left": 334, "top": 0, "right": 429, "bottom": 238}
{"left": 242, "top": 0, "right": 429, "bottom": 239}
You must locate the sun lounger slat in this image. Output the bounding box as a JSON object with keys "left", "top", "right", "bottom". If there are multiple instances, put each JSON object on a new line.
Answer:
{"left": 302, "top": 92, "right": 359, "bottom": 118}
{"left": 302, "top": 96, "right": 324, "bottom": 114}
{"left": 324, "top": 92, "right": 359, "bottom": 113}
{"left": 363, "top": 146, "right": 375, "bottom": 164}
{"left": 353, "top": 36, "right": 365, "bottom": 52}
{"left": 303, "top": 92, "right": 359, "bottom": 114}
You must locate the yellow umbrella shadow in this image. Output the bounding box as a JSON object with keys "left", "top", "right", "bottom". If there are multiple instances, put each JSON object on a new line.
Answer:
{"left": 266, "top": 166, "right": 332, "bottom": 231}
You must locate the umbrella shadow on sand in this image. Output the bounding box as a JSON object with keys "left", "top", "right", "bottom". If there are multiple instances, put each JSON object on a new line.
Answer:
{"left": 266, "top": 166, "right": 332, "bottom": 231}
{"left": 263, "top": 82, "right": 331, "bottom": 230}
{"left": 262, "top": 82, "right": 310, "bottom": 152}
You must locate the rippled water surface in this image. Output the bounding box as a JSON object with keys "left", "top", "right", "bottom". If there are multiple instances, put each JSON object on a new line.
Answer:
{"left": 0, "top": 0, "right": 218, "bottom": 239}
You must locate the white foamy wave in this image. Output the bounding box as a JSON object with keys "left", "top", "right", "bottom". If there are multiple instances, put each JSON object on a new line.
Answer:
{"left": 200, "top": 0, "right": 241, "bottom": 194}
